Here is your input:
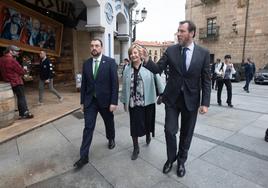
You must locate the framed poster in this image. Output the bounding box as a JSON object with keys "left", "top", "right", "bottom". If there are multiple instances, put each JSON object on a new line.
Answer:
{"left": 0, "top": 0, "right": 63, "bottom": 56}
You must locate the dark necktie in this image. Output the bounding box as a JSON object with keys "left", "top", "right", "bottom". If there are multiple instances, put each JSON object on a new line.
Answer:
{"left": 182, "top": 47, "right": 188, "bottom": 73}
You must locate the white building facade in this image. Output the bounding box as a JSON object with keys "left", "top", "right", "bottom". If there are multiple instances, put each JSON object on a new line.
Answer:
{"left": 82, "top": 0, "right": 136, "bottom": 64}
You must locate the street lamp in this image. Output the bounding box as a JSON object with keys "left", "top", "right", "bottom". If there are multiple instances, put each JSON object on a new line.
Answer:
{"left": 131, "top": 7, "right": 147, "bottom": 42}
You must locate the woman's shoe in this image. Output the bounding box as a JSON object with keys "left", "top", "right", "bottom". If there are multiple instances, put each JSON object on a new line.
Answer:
{"left": 146, "top": 134, "right": 151, "bottom": 145}
{"left": 131, "top": 147, "right": 139, "bottom": 160}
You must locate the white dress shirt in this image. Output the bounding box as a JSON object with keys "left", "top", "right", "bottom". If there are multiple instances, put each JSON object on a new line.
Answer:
{"left": 184, "top": 42, "right": 194, "bottom": 71}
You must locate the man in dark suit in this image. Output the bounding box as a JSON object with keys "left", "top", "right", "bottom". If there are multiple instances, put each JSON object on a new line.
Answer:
{"left": 144, "top": 20, "right": 211, "bottom": 177}
{"left": 74, "top": 39, "right": 118, "bottom": 169}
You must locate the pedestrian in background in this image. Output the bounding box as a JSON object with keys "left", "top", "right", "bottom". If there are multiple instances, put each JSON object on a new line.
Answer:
{"left": 216, "top": 55, "right": 236, "bottom": 107}
{"left": 0, "top": 45, "right": 33, "bottom": 119}
{"left": 38, "top": 50, "right": 63, "bottom": 105}
{"left": 243, "top": 57, "right": 256, "bottom": 93}
{"left": 121, "top": 44, "right": 164, "bottom": 160}
{"left": 121, "top": 58, "right": 130, "bottom": 77}
{"left": 74, "top": 39, "right": 118, "bottom": 169}
{"left": 144, "top": 20, "right": 211, "bottom": 177}
{"left": 211, "top": 58, "right": 221, "bottom": 90}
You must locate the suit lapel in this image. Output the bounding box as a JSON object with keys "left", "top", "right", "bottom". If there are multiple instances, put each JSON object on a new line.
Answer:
{"left": 87, "top": 58, "right": 94, "bottom": 79}
{"left": 175, "top": 45, "right": 183, "bottom": 73}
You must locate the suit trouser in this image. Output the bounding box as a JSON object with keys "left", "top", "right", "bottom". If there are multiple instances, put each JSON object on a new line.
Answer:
{"left": 244, "top": 75, "right": 252, "bottom": 91}
{"left": 80, "top": 98, "right": 115, "bottom": 158}
{"left": 38, "top": 79, "right": 61, "bottom": 103}
{"left": 164, "top": 94, "right": 198, "bottom": 164}
{"left": 217, "top": 79, "right": 232, "bottom": 104}
{"left": 12, "top": 85, "right": 29, "bottom": 116}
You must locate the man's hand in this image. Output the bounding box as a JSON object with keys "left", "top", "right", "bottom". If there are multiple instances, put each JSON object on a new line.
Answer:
{"left": 80, "top": 104, "right": 84, "bottom": 112}
{"left": 109, "top": 104, "right": 117, "bottom": 112}
{"left": 199, "top": 106, "right": 208, "bottom": 114}
{"left": 45, "top": 79, "right": 50, "bottom": 84}
{"left": 141, "top": 48, "right": 149, "bottom": 63}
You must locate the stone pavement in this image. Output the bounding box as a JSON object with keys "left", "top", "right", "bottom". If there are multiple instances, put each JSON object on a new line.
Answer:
{"left": 0, "top": 82, "right": 80, "bottom": 143}
{"left": 0, "top": 81, "right": 268, "bottom": 188}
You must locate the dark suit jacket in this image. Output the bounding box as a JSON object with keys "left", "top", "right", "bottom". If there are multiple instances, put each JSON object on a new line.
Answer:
{"left": 244, "top": 62, "right": 256, "bottom": 79}
{"left": 40, "top": 58, "right": 53, "bottom": 80}
{"left": 80, "top": 55, "right": 118, "bottom": 108}
{"left": 145, "top": 44, "right": 211, "bottom": 111}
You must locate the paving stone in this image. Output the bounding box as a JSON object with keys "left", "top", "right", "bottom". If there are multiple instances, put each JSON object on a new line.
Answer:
{"left": 112, "top": 126, "right": 133, "bottom": 149}
{"left": 225, "top": 133, "right": 268, "bottom": 157}
{"left": 178, "top": 158, "right": 263, "bottom": 188}
{"left": 132, "top": 138, "right": 197, "bottom": 174}
{"left": 72, "top": 131, "right": 125, "bottom": 164}
{"left": 0, "top": 155, "right": 25, "bottom": 188}
{"left": 28, "top": 163, "right": 112, "bottom": 188}
{"left": 194, "top": 123, "right": 235, "bottom": 141}
{"left": 91, "top": 150, "right": 167, "bottom": 188}
{"left": 239, "top": 125, "right": 267, "bottom": 139}
{"left": 53, "top": 120, "right": 84, "bottom": 142}
{"left": 151, "top": 179, "right": 187, "bottom": 188}
{"left": 53, "top": 114, "right": 83, "bottom": 128}
{"left": 17, "top": 124, "right": 78, "bottom": 186}
{"left": 189, "top": 137, "right": 216, "bottom": 157}
{"left": 251, "top": 114, "right": 268, "bottom": 129}
{"left": 201, "top": 146, "right": 268, "bottom": 187}
{"left": 0, "top": 139, "right": 18, "bottom": 160}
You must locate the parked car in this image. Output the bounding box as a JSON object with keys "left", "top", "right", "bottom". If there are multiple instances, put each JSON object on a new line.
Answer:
{"left": 254, "top": 64, "right": 268, "bottom": 84}
{"left": 231, "top": 63, "right": 245, "bottom": 82}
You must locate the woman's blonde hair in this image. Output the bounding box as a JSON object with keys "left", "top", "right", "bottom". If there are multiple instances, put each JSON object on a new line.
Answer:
{"left": 128, "top": 44, "right": 143, "bottom": 59}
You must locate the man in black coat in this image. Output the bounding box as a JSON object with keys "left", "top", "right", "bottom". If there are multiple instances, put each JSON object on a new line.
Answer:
{"left": 243, "top": 57, "right": 256, "bottom": 93}
{"left": 74, "top": 39, "right": 118, "bottom": 169}
{"left": 144, "top": 20, "right": 211, "bottom": 177}
{"left": 38, "top": 51, "right": 63, "bottom": 104}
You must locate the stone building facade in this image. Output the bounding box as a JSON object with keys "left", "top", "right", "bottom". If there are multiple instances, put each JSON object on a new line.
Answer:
{"left": 186, "top": 0, "right": 268, "bottom": 68}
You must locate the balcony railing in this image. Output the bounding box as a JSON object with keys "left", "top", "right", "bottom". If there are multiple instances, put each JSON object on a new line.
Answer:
{"left": 199, "top": 26, "right": 220, "bottom": 40}
{"left": 200, "top": 0, "right": 220, "bottom": 4}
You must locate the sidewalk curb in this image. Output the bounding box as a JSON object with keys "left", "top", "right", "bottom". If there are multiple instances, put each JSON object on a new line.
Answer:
{"left": 0, "top": 107, "right": 80, "bottom": 145}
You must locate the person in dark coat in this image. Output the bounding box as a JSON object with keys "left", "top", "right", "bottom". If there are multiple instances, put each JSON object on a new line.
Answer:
{"left": 38, "top": 51, "right": 63, "bottom": 105}
{"left": 243, "top": 57, "right": 256, "bottom": 93}
{"left": 144, "top": 20, "right": 211, "bottom": 177}
{"left": 73, "top": 39, "right": 118, "bottom": 169}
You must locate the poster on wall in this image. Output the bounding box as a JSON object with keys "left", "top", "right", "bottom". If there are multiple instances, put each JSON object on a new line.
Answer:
{"left": 0, "top": 0, "right": 63, "bottom": 56}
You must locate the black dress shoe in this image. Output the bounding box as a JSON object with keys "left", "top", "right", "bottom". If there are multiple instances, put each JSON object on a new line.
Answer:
{"left": 131, "top": 147, "right": 140, "bottom": 160}
{"left": 228, "top": 104, "right": 233, "bottom": 108}
{"left": 73, "top": 157, "right": 88, "bottom": 168}
{"left": 218, "top": 102, "right": 222, "bottom": 106}
{"left": 162, "top": 160, "right": 173, "bottom": 174}
{"left": 108, "top": 139, "right": 115, "bottom": 149}
{"left": 177, "top": 163, "right": 186, "bottom": 177}
{"left": 146, "top": 134, "right": 151, "bottom": 145}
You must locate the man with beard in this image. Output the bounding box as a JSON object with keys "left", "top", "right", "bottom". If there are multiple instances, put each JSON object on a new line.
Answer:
{"left": 0, "top": 45, "right": 34, "bottom": 119}
{"left": 144, "top": 20, "right": 211, "bottom": 177}
{"left": 74, "top": 39, "right": 118, "bottom": 169}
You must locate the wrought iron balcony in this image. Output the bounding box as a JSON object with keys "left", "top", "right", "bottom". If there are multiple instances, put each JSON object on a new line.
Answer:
{"left": 200, "top": 0, "right": 220, "bottom": 4}
{"left": 199, "top": 26, "right": 220, "bottom": 40}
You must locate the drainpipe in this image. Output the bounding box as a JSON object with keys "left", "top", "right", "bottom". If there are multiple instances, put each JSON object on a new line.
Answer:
{"left": 128, "top": 3, "right": 136, "bottom": 44}
{"left": 242, "top": 0, "right": 250, "bottom": 62}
